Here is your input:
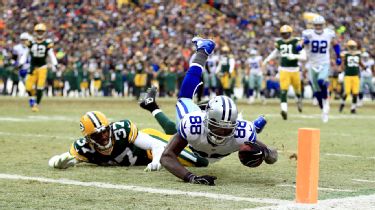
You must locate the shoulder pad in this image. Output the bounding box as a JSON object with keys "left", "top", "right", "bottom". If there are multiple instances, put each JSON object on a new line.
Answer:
{"left": 69, "top": 138, "right": 91, "bottom": 162}
{"left": 177, "top": 112, "right": 204, "bottom": 142}
{"left": 294, "top": 37, "right": 301, "bottom": 41}
{"left": 234, "top": 120, "right": 257, "bottom": 143}
{"left": 112, "top": 120, "right": 138, "bottom": 143}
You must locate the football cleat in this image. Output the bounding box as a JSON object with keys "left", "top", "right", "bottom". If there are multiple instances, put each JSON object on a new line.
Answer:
{"left": 297, "top": 99, "right": 303, "bottom": 113}
{"left": 280, "top": 111, "right": 287, "bottom": 120}
{"left": 31, "top": 105, "right": 39, "bottom": 112}
{"left": 139, "top": 86, "right": 159, "bottom": 112}
{"left": 339, "top": 103, "right": 345, "bottom": 113}
{"left": 322, "top": 112, "right": 328, "bottom": 123}
{"left": 350, "top": 109, "right": 356, "bottom": 114}
{"left": 191, "top": 37, "right": 216, "bottom": 55}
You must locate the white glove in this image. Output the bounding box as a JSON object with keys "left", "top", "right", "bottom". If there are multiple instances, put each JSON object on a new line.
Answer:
{"left": 144, "top": 162, "right": 162, "bottom": 172}
{"left": 48, "top": 152, "right": 76, "bottom": 169}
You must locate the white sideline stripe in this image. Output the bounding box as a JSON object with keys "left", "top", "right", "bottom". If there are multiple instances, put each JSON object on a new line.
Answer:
{"left": 0, "top": 173, "right": 292, "bottom": 205}
{"left": 352, "top": 179, "right": 375, "bottom": 183}
{"left": 277, "top": 184, "right": 355, "bottom": 192}
{"left": 248, "top": 194, "right": 375, "bottom": 210}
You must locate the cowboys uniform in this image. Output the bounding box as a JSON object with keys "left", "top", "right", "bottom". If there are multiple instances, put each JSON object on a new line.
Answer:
{"left": 177, "top": 96, "right": 257, "bottom": 163}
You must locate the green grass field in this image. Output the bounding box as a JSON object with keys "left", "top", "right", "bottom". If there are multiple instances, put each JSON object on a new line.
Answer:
{"left": 0, "top": 97, "right": 374, "bottom": 209}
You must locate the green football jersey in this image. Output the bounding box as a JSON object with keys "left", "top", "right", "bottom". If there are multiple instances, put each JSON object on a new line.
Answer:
{"left": 342, "top": 51, "right": 361, "bottom": 76}
{"left": 69, "top": 120, "right": 151, "bottom": 166}
{"left": 275, "top": 38, "right": 300, "bottom": 67}
{"left": 27, "top": 39, "right": 54, "bottom": 72}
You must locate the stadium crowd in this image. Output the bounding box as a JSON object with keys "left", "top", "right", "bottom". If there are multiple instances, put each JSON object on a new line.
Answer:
{"left": 0, "top": 0, "right": 374, "bottom": 99}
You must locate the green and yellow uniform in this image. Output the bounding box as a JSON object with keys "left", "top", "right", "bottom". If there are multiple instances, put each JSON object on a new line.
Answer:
{"left": 69, "top": 119, "right": 206, "bottom": 167}
{"left": 275, "top": 37, "right": 301, "bottom": 92}
{"left": 342, "top": 51, "right": 361, "bottom": 95}
{"left": 25, "top": 39, "right": 53, "bottom": 91}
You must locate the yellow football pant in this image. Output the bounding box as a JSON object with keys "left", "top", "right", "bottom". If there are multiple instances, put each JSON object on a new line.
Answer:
{"left": 80, "top": 81, "right": 89, "bottom": 90}
{"left": 134, "top": 73, "right": 147, "bottom": 87}
{"left": 93, "top": 80, "right": 101, "bottom": 90}
{"left": 25, "top": 66, "right": 48, "bottom": 94}
{"left": 141, "top": 128, "right": 207, "bottom": 167}
{"left": 344, "top": 76, "right": 360, "bottom": 95}
{"left": 279, "top": 70, "right": 301, "bottom": 94}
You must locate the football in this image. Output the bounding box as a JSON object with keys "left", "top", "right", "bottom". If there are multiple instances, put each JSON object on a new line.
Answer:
{"left": 238, "top": 143, "right": 264, "bottom": 168}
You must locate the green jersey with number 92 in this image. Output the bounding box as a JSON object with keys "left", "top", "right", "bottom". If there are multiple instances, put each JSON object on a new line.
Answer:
{"left": 26, "top": 39, "right": 54, "bottom": 72}
{"left": 69, "top": 120, "right": 151, "bottom": 166}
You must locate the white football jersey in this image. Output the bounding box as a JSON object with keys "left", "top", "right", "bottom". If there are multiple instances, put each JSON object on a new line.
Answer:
{"left": 302, "top": 28, "right": 335, "bottom": 66}
{"left": 361, "top": 59, "right": 374, "bottom": 77}
{"left": 247, "top": 56, "right": 263, "bottom": 75}
{"left": 13, "top": 44, "right": 30, "bottom": 70}
{"left": 177, "top": 111, "right": 257, "bottom": 163}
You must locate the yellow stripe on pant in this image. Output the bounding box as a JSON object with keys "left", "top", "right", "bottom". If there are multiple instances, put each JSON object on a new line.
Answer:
{"left": 141, "top": 128, "right": 208, "bottom": 167}
{"left": 25, "top": 66, "right": 48, "bottom": 92}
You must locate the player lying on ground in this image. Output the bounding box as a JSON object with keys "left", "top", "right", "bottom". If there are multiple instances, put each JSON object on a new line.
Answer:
{"left": 48, "top": 111, "right": 208, "bottom": 170}
{"left": 145, "top": 37, "right": 277, "bottom": 186}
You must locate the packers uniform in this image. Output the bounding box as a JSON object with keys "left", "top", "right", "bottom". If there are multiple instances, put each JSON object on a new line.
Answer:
{"left": 25, "top": 39, "right": 54, "bottom": 92}
{"left": 69, "top": 120, "right": 206, "bottom": 167}
{"left": 275, "top": 37, "right": 302, "bottom": 92}
{"left": 342, "top": 50, "right": 361, "bottom": 95}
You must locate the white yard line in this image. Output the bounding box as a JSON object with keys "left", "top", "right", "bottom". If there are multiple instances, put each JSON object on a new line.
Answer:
{"left": 352, "top": 179, "right": 375, "bottom": 183}
{"left": 265, "top": 113, "right": 375, "bottom": 120}
{"left": 277, "top": 184, "right": 355, "bottom": 192}
{"left": 324, "top": 153, "right": 362, "bottom": 158}
{"left": 0, "top": 173, "right": 292, "bottom": 205}
{"left": 0, "top": 131, "right": 75, "bottom": 140}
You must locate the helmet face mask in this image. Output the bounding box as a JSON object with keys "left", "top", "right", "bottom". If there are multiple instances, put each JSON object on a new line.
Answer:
{"left": 34, "top": 23, "right": 46, "bottom": 40}
{"left": 80, "top": 111, "right": 113, "bottom": 154}
{"left": 280, "top": 32, "right": 291, "bottom": 40}
{"left": 312, "top": 16, "right": 325, "bottom": 34}
{"left": 35, "top": 30, "right": 46, "bottom": 40}
{"left": 313, "top": 24, "right": 324, "bottom": 34}
{"left": 205, "top": 96, "right": 238, "bottom": 145}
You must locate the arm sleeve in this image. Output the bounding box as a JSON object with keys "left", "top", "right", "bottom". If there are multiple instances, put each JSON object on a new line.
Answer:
{"left": 263, "top": 49, "right": 279, "bottom": 65}
{"left": 133, "top": 131, "right": 166, "bottom": 166}
{"left": 229, "top": 58, "right": 235, "bottom": 73}
{"left": 48, "top": 48, "right": 58, "bottom": 66}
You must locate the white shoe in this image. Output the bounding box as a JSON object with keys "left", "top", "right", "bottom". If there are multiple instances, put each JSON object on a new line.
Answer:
{"left": 248, "top": 97, "right": 255, "bottom": 104}
{"left": 322, "top": 112, "right": 328, "bottom": 123}
{"left": 357, "top": 100, "right": 363, "bottom": 107}
{"left": 312, "top": 97, "right": 318, "bottom": 106}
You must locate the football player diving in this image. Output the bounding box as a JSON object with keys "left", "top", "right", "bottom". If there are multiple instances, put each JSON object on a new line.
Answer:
{"left": 18, "top": 23, "right": 58, "bottom": 112}
{"left": 48, "top": 111, "right": 208, "bottom": 171}
{"left": 147, "top": 38, "right": 278, "bottom": 186}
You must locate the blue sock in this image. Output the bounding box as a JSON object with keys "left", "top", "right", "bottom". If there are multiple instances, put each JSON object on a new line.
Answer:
{"left": 317, "top": 79, "right": 328, "bottom": 100}
{"left": 178, "top": 65, "right": 203, "bottom": 99}
{"left": 248, "top": 89, "right": 254, "bottom": 97}
{"left": 29, "top": 98, "right": 36, "bottom": 107}
{"left": 315, "top": 92, "right": 323, "bottom": 109}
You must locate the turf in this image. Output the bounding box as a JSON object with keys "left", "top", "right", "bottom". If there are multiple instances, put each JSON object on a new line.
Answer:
{"left": 0, "top": 97, "right": 374, "bottom": 209}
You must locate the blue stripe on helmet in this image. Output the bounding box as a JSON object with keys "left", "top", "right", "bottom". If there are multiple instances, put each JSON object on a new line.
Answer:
{"left": 221, "top": 96, "right": 226, "bottom": 120}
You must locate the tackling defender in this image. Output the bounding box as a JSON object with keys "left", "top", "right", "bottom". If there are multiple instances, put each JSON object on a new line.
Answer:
{"left": 263, "top": 25, "right": 306, "bottom": 120}
{"left": 49, "top": 111, "right": 208, "bottom": 170}
{"left": 299, "top": 15, "right": 341, "bottom": 122}
{"left": 158, "top": 38, "right": 277, "bottom": 186}
{"left": 18, "top": 23, "right": 58, "bottom": 112}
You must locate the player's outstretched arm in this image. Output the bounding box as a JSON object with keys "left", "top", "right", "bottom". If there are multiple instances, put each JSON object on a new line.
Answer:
{"left": 161, "top": 134, "right": 216, "bottom": 185}
{"left": 48, "top": 152, "right": 79, "bottom": 169}
{"left": 255, "top": 139, "right": 278, "bottom": 165}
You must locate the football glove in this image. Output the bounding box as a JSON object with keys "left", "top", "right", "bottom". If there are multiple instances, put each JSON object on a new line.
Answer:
{"left": 48, "top": 152, "right": 76, "bottom": 169}
{"left": 184, "top": 172, "right": 217, "bottom": 186}
{"left": 144, "top": 162, "right": 162, "bottom": 172}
